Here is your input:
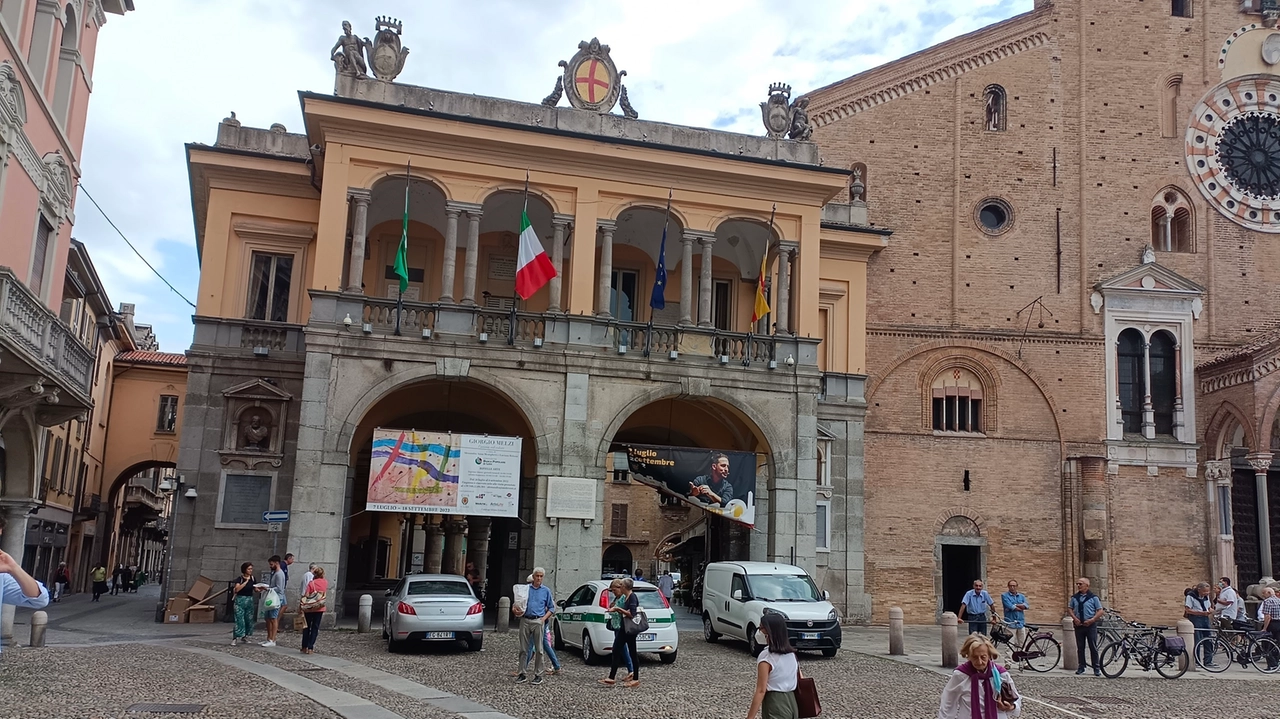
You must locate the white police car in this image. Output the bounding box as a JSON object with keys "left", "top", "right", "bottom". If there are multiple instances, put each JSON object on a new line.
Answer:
{"left": 552, "top": 579, "right": 678, "bottom": 665}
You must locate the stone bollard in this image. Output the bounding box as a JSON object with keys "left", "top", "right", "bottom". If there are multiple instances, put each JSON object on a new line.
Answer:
{"left": 889, "top": 607, "right": 905, "bottom": 656}
{"left": 940, "top": 611, "right": 959, "bottom": 668}
{"left": 497, "top": 597, "right": 511, "bottom": 633}
{"left": 1176, "top": 618, "right": 1196, "bottom": 672}
{"left": 1061, "top": 616, "right": 1078, "bottom": 671}
{"left": 357, "top": 594, "right": 372, "bottom": 634}
{"left": 29, "top": 611, "right": 47, "bottom": 648}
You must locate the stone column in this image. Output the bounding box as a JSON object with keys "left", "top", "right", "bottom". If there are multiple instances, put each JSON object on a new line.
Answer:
{"left": 697, "top": 232, "right": 717, "bottom": 328}
{"left": 409, "top": 515, "right": 427, "bottom": 573}
{"left": 1205, "top": 460, "right": 1234, "bottom": 583}
{"left": 1172, "top": 344, "right": 1184, "bottom": 439}
{"left": 1141, "top": 340, "right": 1155, "bottom": 440}
{"left": 1247, "top": 453, "right": 1275, "bottom": 583}
{"left": 424, "top": 517, "right": 445, "bottom": 574}
{"left": 440, "top": 203, "right": 463, "bottom": 302}
{"left": 596, "top": 220, "right": 616, "bottom": 317}
{"left": 1161, "top": 212, "right": 1173, "bottom": 252}
{"left": 345, "top": 189, "right": 372, "bottom": 293}
{"left": 0, "top": 501, "right": 36, "bottom": 642}
{"left": 679, "top": 233, "right": 696, "bottom": 325}
{"left": 443, "top": 518, "right": 468, "bottom": 575}
{"left": 462, "top": 206, "right": 483, "bottom": 305}
{"left": 466, "top": 517, "right": 492, "bottom": 589}
{"left": 550, "top": 215, "right": 572, "bottom": 312}
{"left": 775, "top": 242, "right": 798, "bottom": 335}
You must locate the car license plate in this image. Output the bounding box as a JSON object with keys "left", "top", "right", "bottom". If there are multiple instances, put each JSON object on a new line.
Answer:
{"left": 801, "top": 632, "right": 820, "bottom": 640}
{"left": 425, "top": 631, "right": 454, "bottom": 639}
{"left": 638, "top": 633, "right": 656, "bottom": 641}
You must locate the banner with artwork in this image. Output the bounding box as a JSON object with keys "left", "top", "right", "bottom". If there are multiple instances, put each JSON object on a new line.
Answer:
{"left": 621, "top": 444, "right": 758, "bottom": 527}
{"left": 367, "top": 429, "right": 522, "bottom": 517}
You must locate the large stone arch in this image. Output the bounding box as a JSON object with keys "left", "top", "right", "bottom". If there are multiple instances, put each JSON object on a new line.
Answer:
{"left": 1204, "top": 400, "right": 1256, "bottom": 459}
{"left": 477, "top": 183, "right": 564, "bottom": 216}
{"left": 1257, "top": 383, "right": 1280, "bottom": 454}
{"left": 601, "top": 198, "right": 693, "bottom": 230}
{"left": 354, "top": 167, "right": 457, "bottom": 202}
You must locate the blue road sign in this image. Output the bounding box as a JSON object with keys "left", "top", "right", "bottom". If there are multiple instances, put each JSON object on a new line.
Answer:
{"left": 262, "top": 510, "right": 290, "bottom": 523}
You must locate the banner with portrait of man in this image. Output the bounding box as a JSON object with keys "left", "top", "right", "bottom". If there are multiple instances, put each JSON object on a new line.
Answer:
{"left": 620, "top": 444, "right": 758, "bottom": 527}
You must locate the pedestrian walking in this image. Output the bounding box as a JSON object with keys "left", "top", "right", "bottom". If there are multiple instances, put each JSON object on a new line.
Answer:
{"left": 1184, "top": 582, "right": 1215, "bottom": 666}
{"left": 938, "top": 635, "right": 1021, "bottom": 719}
{"left": 0, "top": 514, "right": 49, "bottom": 654}
{"left": 745, "top": 613, "right": 799, "bottom": 719}
{"left": 122, "top": 566, "right": 134, "bottom": 593}
{"left": 1000, "top": 580, "right": 1029, "bottom": 647}
{"left": 90, "top": 564, "right": 107, "bottom": 602}
{"left": 519, "top": 573, "right": 561, "bottom": 675}
{"left": 513, "top": 567, "right": 555, "bottom": 685}
{"left": 299, "top": 566, "right": 328, "bottom": 654}
{"left": 52, "top": 562, "right": 70, "bottom": 602}
{"left": 111, "top": 564, "right": 124, "bottom": 595}
{"left": 657, "top": 570, "right": 675, "bottom": 603}
{"left": 959, "top": 580, "right": 995, "bottom": 636}
{"left": 259, "top": 555, "right": 288, "bottom": 647}
{"left": 1068, "top": 577, "right": 1103, "bottom": 676}
{"left": 232, "top": 562, "right": 257, "bottom": 646}
{"left": 1258, "top": 587, "right": 1275, "bottom": 623}
{"left": 598, "top": 578, "right": 640, "bottom": 688}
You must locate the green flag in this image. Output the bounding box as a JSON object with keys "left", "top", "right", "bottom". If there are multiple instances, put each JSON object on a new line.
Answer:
{"left": 394, "top": 167, "right": 410, "bottom": 295}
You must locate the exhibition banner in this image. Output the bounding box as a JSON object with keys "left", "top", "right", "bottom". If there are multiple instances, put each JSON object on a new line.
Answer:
{"left": 367, "top": 429, "right": 522, "bottom": 516}
{"left": 621, "top": 444, "right": 758, "bottom": 527}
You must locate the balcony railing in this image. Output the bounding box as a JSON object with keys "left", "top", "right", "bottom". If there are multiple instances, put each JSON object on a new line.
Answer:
{"left": 124, "top": 484, "right": 166, "bottom": 512}
{"left": 0, "top": 267, "right": 94, "bottom": 399}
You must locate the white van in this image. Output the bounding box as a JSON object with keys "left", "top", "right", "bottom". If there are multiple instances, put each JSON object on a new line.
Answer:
{"left": 701, "top": 561, "right": 840, "bottom": 656}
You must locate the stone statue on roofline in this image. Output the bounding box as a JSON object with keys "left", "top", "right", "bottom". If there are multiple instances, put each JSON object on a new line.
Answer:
{"left": 332, "top": 21, "right": 371, "bottom": 79}
{"left": 760, "top": 83, "right": 813, "bottom": 141}
{"left": 540, "top": 38, "right": 639, "bottom": 119}
{"left": 365, "top": 15, "right": 410, "bottom": 82}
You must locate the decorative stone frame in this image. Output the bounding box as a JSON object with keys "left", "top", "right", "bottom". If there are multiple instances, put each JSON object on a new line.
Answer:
{"left": 233, "top": 219, "right": 315, "bottom": 325}
{"left": 933, "top": 511, "right": 987, "bottom": 621}
{"left": 218, "top": 378, "right": 292, "bottom": 469}
{"left": 215, "top": 468, "right": 277, "bottom": 530}
{"left": 974, "top": 197, "right": 1014, "bottom": 236}
{"left": 918, "top": 353, "right": 999, "bottom": 435}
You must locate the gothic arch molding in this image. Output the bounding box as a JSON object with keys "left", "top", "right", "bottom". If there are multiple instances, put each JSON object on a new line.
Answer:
{"left": 933, "top": 507, "right": 987, "bottom": 536}
{"left": 1204, "top": 400, "right": 1256, "bottom": 459}
{"left": 917, "top": 351, "right": 1002, "bottom": 433}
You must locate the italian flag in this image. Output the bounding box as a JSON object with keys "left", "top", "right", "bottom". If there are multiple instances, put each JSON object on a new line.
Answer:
{"left": 515, "top": 209, "right": 556, "bottom": 300}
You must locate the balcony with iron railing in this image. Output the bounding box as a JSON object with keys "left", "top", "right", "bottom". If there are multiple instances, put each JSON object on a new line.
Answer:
{"left": 0, "top": 267, "right": 94, "bottom": 409}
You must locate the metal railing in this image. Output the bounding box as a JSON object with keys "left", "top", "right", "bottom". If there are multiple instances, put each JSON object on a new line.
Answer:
{"left": 0, "top": 267, "right": 94, "bottom": 397}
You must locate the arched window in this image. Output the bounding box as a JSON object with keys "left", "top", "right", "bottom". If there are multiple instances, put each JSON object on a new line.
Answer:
{"left": 1161, "top": 76, "right": 1182, "bottom": 138}
{"left": 984, "top": 85, "right": 1006, "bottom": 132}
{"left": 1150, "top": 188, "right": 1194, "bottom": 252}
{"left": 932, "top": 367, "right": 984, "bottom": 433}
{"left": 1149, "top": 331, "right": 1177, "bottom": 436}
{"left": 1117, "top": 328, "right": 1145, "bottom": 435}
{"left": 51, "top": 4, "right": 79, "bottom": 123}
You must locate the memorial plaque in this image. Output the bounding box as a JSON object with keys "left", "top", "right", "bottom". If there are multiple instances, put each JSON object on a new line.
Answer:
{"left": 545, "top": 476, "right": 597, "bottom": 520}
{"left": 488, "top": 256, "right": 517, "bottom": 280}
{"left": 221, "top": 474, "right": 272, "bottom": 525}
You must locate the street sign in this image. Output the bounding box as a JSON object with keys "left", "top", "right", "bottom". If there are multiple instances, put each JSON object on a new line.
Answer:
{"left": 262, "top": 510, "right": 290, "bottom": 523}
{"left": 267, "top": 522, "right": 283, "bottom": 532}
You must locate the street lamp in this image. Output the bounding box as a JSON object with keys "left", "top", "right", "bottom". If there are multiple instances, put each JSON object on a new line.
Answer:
{"left": 156, "top": 475, "right": 196, "bottom": 622}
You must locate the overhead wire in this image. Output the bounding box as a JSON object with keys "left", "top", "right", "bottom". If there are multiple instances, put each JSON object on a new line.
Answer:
{"left": 79, "top": 184, "right": 197, "bottom": 308}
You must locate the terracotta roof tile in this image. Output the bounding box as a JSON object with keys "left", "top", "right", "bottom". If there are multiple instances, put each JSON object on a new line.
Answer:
{"left": 116, "top": 350, "right": 188, "bottom": 367}
{"left": 1196, "top": 323, "right": 1280, "bottom": 369}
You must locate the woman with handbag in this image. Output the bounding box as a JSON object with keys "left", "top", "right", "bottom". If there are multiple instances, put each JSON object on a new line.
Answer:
{"left": 598, "top": 578, "right": 640, "bottom": 688}
{"left": 746, "top": 614, "right": 800, "bottom": 719}
{"left": 299, "top": 566, "right": 328, "bottom": 654}
{"left": 938, "top": 635, "right": 1021, "bottom": 719}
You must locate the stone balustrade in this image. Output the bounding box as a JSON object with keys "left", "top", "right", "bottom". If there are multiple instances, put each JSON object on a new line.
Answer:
{"left": 0, "top": 267, "right": 94, "bottom": 399}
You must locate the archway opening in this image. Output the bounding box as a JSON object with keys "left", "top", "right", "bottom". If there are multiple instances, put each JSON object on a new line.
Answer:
{"left": 100, "top": 461, "right": 177, "bottom": 593}
{"left": 343, "top": 378, "right": 538, "bottom": 618}
{"left": 937, "top": 515, "right": 984, "bottom": 620}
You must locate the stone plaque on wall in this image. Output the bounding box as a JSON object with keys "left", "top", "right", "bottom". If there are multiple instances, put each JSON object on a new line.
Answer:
{"left": 545, "top": 476, "right": 597, "bottom": 520}
{"left": 488, "top": 256, "right": 517, "bottom": 281}
{"left": 220, "top": 473, "right": 272, "bottom": 525}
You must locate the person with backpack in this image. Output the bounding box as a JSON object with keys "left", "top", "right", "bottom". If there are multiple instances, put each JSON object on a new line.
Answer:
{"left": 1068, "top": 577, "right": 1103, "bottom": 676}
{"left": 1184, "top": 582, "right": 1215, "bottom": 667}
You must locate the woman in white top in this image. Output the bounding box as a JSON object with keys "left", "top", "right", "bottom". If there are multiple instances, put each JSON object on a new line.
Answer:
{"left": 938, "top": 635, "right": 1021, "bottom": 719}
{"left": 746, "top": 614, "right": 799, "bottom": 719}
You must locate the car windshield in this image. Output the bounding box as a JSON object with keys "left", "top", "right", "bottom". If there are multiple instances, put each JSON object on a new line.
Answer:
{"left": 634, "top": 589, "right": 667, "bottom": 610}
{"left": 406, "top": 580, "right": 473, "bottom": 597}
{"left": 747, "top": 574, "right": 821, "bottom": 602}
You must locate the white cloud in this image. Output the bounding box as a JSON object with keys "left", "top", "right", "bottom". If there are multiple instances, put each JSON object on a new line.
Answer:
{"left": 74, "top": 0, "right": 1031, "bottom": 351}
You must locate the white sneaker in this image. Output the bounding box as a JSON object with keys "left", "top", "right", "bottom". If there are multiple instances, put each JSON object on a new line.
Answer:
{"left": 260, "top": 640, "right": 276, "bottom": 647}
{"left": 232, "top": 638, "right": 240, "bottom": 646}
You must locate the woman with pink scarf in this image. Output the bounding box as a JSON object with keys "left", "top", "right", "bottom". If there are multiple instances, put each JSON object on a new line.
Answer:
{"left": 938, "top": 635, "right": 1021, "bottom": 719}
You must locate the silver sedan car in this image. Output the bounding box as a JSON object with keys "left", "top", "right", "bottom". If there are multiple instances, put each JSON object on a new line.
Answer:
{"left": 382, "top": 574, "right": 484, "bottom": 652}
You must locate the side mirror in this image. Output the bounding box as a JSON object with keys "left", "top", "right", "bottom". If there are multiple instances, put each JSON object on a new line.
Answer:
{"left": 732, "top": 589, "right": 743, "bottom": 601}
{"left": 823, "top": 590, "right": 830, "bottom": 601}
{"left": 384, "top": 589, "right": 394, "bottom": 597}
{"left": 558, "top": 599, "right": 568, "bottom": 608}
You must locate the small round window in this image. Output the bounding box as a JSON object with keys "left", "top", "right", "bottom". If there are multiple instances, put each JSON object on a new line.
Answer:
{"left": 975, "top": 198, "right": 1013, "bottom": 235}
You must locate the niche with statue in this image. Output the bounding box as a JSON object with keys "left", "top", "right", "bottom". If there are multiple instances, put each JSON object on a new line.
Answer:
{"left": 219, "top": 378, "right": 292, "bottom": 469}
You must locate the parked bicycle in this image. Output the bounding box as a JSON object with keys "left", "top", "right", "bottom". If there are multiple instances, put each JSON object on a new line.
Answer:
{"left": 989, "top": 617, "right": 1061, "bottom": 672}
{"left": 1193, "top": 624, "right": 1280, "bottom": 674}
{"left": 1097, "top": 621, "right": 1188, "bottom": 679}
{"left": 1096, "top": 607, "right": 1128, "bottom": 646}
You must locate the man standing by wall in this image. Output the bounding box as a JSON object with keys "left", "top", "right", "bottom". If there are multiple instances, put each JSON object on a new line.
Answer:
{"left": 1001, "top": 580, "right": 1029, "bottom": 646}
{"left": 1069, "top": 578, "right": 1103, "bottom": 677}
{"left": 512, "top": 567, "right": 555, "bottom": 685}
{"left": 260, "top": 555, "right": 288, "bottom": 647}
{"left": 958, "top": 580, "right": 994, "bottom": 636}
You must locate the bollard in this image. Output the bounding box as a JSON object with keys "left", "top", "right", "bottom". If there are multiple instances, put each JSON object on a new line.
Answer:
{"left": 940, "top": 611, "right": 959, "bottom": 668}
{"left": 29, "top": 610, "right": 47, "bottom": 648}
{"left": 496, "top": 597, "right": 511, "bottom": 633}
{"left": 888, "top": 607, "right": 905, "bottom": 656}
{"left": 1061, "top": 616, "right": 1078, "bottom": 671}
{"left": 357, "top": 594, "right": 372, "bottom": 634}
{"left": 1176, "top": 618, "right": 1196, "bottom": 672}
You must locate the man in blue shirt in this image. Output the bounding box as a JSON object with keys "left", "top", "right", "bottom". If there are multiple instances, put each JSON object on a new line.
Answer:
{"left": 1001, "top": 580, "right": 1030, "bottom": 646}
{"left": 1068, "top": 577, "right": 1104, "bottom": 676}
{"left": 0, "top": 514, "right": 49, "bottom": 653}
{"left": 513, "top": 566, "right": 555, "bottom": 685}
{"left": 958, "top": 579, "right": 994, "bottom": 636}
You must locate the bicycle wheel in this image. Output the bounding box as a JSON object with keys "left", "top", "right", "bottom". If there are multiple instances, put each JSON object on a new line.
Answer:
{"left": 1155, "top": 648, "right": 1189, "bottom": 679}
{"left": 1193, "top": 636, "right": 1231, "bottom": 673}
{"left": 1248, "top": 636, "right": 1280, "bottom": 674}
{"left": 1098, "top": 641, "right": 1127, "bottom": 678}
{"left": 1022, "top": 636, "right": 1061, "bottom": 673}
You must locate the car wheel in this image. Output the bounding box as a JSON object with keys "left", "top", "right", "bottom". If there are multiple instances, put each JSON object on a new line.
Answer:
{"left": 703, "top": 613, "right": 720, "bottom": 643}
{"left": 553, "top": 619, "right": 565, "bottom": 650}
{"left": 387, "top": 635, "right": 402, "bottom": 653}
{"left": 821, "top": 647, "right": 838, "bottom": 658}
{"left": 467, "top": 635, "right": 483, "bottom": 652}
{"left": 660, "top": 650, "right": 677, "bottom": 665}
{"left": 583, "top": 631, "right": 599, "bottom": 665}
{"left": 747, "top": 624, "right": 762, "bottom": 656}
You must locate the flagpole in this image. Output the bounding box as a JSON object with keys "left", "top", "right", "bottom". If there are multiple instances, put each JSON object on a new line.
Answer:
{"left": 395, "top": 160, "right": 410, "bottom": 336}
{"left": 766, "top": 204, "right": 777, "bottom": 336}
{"left": 510, "top": 170, "right": 530, "bottom": 346}
{"left": 646, "top": 188, "right": 673, "bottom": 358}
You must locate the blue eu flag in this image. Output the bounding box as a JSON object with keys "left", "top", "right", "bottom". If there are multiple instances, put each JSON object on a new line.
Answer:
{"left": 650, "top": 224, "right": 667, "bottom": 310}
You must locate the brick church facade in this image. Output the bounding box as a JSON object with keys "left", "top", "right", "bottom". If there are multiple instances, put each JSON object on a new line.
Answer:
{"left": 808, "top": 0, "right": 1280, "bottom": 623}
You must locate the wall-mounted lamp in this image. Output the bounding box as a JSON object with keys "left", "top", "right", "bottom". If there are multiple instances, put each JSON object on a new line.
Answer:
{"left": 478, "top": 332, "right": 489, "bottom": 343}
{"left": 342, "top": 313, "right": 353, "bottom": 329}
{"left": 618, "top": 345, "right": 628, "bottom": 355}
{"left": 184, "top": 487, "right": 198, "bottom": 499}
{"left": 768, "top": 360, "right": 778, "bottom": 370}
{"left": 421, "top": 328, "right": 432, "bottom": 339}
{"left": 533, "top": 337, "right": 544, "bottom": 348}
{"left": 785, "top": 354, "right": 795, "bottom": 366}
{"left": 719, "top": 355, "right": 729, "bottom": 365}
{"left": 668, "top": 350, "right": 678, "bottom": 360}
{"left": 253, "top": 346, "right": 269, "bottom": 357}
{"left": 362, "top": 323, "right": 373, "bottom": 334}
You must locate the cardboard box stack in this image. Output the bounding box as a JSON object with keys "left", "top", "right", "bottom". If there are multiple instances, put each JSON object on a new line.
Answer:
{"left": 164, "top": 575, "right": 218, "bottom": 624}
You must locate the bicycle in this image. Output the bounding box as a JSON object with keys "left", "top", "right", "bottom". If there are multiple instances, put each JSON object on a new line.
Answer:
{"left": 1193, "top": 623, "right": 1280, "bottom": 674}
{"left": 989, "top": 617, "right": 1061, "bottom": 672}
{"left": 1096, "top": 607, "right": 1128, "bottom": 646}
{"left": 1097, "top": 621, "right": 1188, "bottom": 679}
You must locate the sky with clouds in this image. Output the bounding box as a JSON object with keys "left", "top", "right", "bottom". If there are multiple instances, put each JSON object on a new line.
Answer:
{"left": 74, "top": 0, "right": 1031, "bottom": 351}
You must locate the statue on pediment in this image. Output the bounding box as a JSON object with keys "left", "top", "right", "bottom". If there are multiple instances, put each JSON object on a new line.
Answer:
{"left": 332, "top": 21, "right": 371, "bottom": 79}
{"left": 366, "top": 16, "right": 409, "bottom": 82}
